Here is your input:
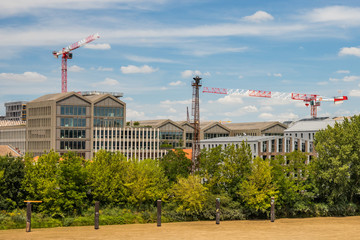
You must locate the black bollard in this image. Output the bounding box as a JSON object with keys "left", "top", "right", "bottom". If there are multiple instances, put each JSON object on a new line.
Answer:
{"left": 95, "top": 201, "right": 100, "bottom": 229}
{"left": 270, "top": 197, "right": 275, "bottom": 222}
{"left": 157, "top": 200, "right": 161, "bottom": 227}
{"left": 216, "top": 198, "right": 220, "bottom": 225}
{"left": 26, "top": 202, "right": 31, "bottom": 232}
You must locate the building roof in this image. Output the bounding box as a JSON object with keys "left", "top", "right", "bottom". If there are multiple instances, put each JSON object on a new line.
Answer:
{"left": 0, "top": 120, "right": 26, "bottom": 127}
{"left": 29, "top": 92, "right": 74, "bottom": 103}
{"left": 223, "top": 121, "right": 287, "bottom": 131}
{"left": 136, "top": 119, "right": 170, "bottom": 128}
{"left": 285, "top": 119, "right": 341, "bottom": 132}
{"left": 201, "top": 135, "right": 280, "bottom": 143}
{"left": 0, "top": 145, "right": 21, "bottom": 157}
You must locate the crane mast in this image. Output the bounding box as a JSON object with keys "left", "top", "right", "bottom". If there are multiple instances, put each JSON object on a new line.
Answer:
{"left": 53, "top": 33, "right": 100, "bottom": 93}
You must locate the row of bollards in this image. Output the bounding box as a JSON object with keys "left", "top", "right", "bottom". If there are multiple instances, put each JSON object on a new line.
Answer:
{"left": 25, "top": 197, "right": 276, "bottom": 232}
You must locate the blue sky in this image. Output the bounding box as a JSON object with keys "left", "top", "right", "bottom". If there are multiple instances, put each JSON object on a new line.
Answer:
{"left": 1, "top": 0, "right": 360, "bottom": 122}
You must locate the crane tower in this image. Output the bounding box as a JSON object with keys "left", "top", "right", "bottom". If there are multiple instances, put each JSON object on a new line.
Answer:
{"left": 53, "top": 33, "right": 100, "bottom": 93}
{"left": 191, "top": 76, "right": 202, "bottom": 173}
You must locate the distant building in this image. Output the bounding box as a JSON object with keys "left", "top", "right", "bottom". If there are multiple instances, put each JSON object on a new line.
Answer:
{"left": 224, "top": 121, "right": 287, "bottom": 136}
{"left": 4, "top": 101, "right": 27, "bottom": 121}
{"left": 0, "top": 145, "right": 21, "bottom": 157}
{"left": 0, "top": 120, "right": 26, "bottom": 155}
{"left": 201, "top": 118, "right": 343, "bottom": 162}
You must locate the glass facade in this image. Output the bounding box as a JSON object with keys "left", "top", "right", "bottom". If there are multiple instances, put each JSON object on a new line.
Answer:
{"left": 60, "top": 141, "right": 86, "bottom": 150}
{"left": 160, "top": 132, "right": 183, "bottom": 140}
{"left": 61, "top": 105, "right": 86, "bottom": 116}
{"left": 60, "top": 129, "right": 86, "bottom": 138}
{"left": 204, "top": 133, "right": 229, "bottom": 139}
{"left": 94, "top": 107, "right": 123, "bottom": 117}
{"left": 93, "top": 118, "right": 123, "bottom": 128}
{"left": 61, "top": 118, "right": 86, "bottom": 127}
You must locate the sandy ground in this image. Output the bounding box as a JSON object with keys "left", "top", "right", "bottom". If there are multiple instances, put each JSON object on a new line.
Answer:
{"left": 1, "top": 216, "right": 360, "bottom": 240}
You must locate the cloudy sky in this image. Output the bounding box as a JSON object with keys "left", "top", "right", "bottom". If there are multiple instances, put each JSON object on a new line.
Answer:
{"left": 1, "top": 0, "right": 360, "bottom": 122}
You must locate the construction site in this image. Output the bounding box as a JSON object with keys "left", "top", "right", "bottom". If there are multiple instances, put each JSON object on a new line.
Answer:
{"left": 0, "top": 33, "right": 352, "bottom": 161}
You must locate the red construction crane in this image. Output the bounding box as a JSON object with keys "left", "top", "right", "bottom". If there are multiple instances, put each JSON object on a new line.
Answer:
{"left": 203, "top": 87, "right": 348, "bottom": 118}
{"left": 53, "top": 33, "right": 100, "bottom": 93}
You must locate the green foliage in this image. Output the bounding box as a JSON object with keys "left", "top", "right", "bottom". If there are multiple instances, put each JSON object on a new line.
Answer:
{"left": 0, "top": 156, "right": 25, "bottom": 210}
{"left": 238, "top": 157, "right": 278, "bottom": 214}
{"left": 123, "top": 158, "right": 168, "bottom": 209}
{"left": 160, "top": 149, "right": 192, "bottom": 183}
{"left": 270, "top": 152, "right": 315, "bottom": 217}
{"left": 170, "top": 175, "right": 208, "bottom": 215}
{"left": 314, "top": 115, "right": 360, "bottom": 206}
{"left": 199, "top": 142, "right": 252, "bottom": 198}
{"left": 22, "top": 151, "right": 88, "bottom": 216}
{"left": 87, "top": 150, "right": 128, "bottom": 205}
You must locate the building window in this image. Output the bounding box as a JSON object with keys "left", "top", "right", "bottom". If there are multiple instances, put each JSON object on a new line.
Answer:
{"left": 60, "top": 105, "right": 86, "bottom": 116}
{"left": 61, "top": 118, "right": 86, "bottom": 127}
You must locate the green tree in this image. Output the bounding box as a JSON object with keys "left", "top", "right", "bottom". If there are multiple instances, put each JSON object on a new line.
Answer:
{"left": 271, "top": 152, "right": 315, "bottom": 216}
{"left": 23, "top": 151, "right": 88, "bottom": 216}
{"left": 238, "top": 157, "right": 278, "bottom": 213}
{"left": 160, "top": 149, "right": 192, "bottom": 183}
{"left": 123, "top": 158, "right": 168, "bottom": 209}
{"left": 87, "top": 150, "right": 128, "bottom": 205}
{"left": 199, "top": 145, "right": 224, "bottom": 194}
{"left": 220, "top": 143, "right": 252, "bottom": 198}
{"left": 314, "top": 115, "right": 360, "bottom": 205}
{"left": 170, "top": 175, "right": 208, "bottom": 215}
{"left": 0, "top": 156, "right": 25, "bottom": 210}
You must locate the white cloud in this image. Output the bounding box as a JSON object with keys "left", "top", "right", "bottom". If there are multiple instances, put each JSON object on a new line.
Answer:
{"left": 259, "top": 112, "right": 298, "bottom": 121}
{"left": 242, "top": 11, "right": 274, "bottom": 23}
{"left": 0, "top": 71, "right": 47, "bottom": 82}
{"left": 260, "top": 106, "right": 273, "bottom": 111}
{"left": 238, "top": 75, "right": 244, "bottom": 79}
{"left": 168, "top": 108, "right": 177, "bottom": 113}
{"left": 125, "top": 55, "right": 175, "bottom": 63}
{"left": 273, "top": 73, "right": 282, "bottom": 77}
{"left": 123, "top": 97, "right": 133, "bottom": 101}
{"left": 120, "top": 65, "right": 158, "bottom": 74}
{"left": 160, "top": 87, "right": 168, "bottom": 90}
{"left": 336, "top": 70, "right": 350, "bottom": 74}
{"left": 339, "top": 47, "right": 360, "bottom": 57}
{"left": 91, "top": 77, "right": 119, "bottom": 87}
{"left": 68, "top": 65, "right": 84, "bottom": 72}
{"left": 160, "top": 99, "right": 192, "bottom": 105}
{"left": 343, "top": 76, "right": 360, "bottom": 82}
{"left": 97, "top": 66, "right": 113, "bottom": 71}
{"left": 181, "top": 70, "right": 202, "bottom": 78}
{"left": 189, "top": 47, "right": 248, "bottom": 56}
{"left": 169, "top": 81, "right": 184, "bottom": 86}
{"left": 259, "top": 113, "right": 274, "bottom": 119}
{"left": 84, "top": 43, "right": 111, "bottom": 50}
{"left": 329, "top": 75, "right": 360, "bottom": 82}
{"left": 317, "top": 81, "right": 328, "bottom": 86}
{"left": 217, "top": 93, "right": 243, "bottom": 104}
{"left": 203, "top": 72, "right": 211, "bottom": 77}
{"left": 305, "top": 6, "right": 360, "bottom": 25}
{"left": 349, "top": 89, "right": 360, "bottom": 97}
{"left": 126, "top": 109, "right": 145, "bottom": 119}
{"left": 224, "top": 105, "right": 258, "bottom": 117}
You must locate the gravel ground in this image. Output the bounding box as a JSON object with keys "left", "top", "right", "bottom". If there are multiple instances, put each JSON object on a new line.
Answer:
{"left": 1, "top": 216, "right": 360, "bottom": 240}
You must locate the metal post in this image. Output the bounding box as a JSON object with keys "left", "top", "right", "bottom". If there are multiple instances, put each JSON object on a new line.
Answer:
{"left": 26, "top": 202, "right": 31, "bottom": 232}
{"left": 270, "top": 197, "right": 275, "bottom": 222}
{"left": 95, "top": 201, "right": 100, "bottom": 229}
{"left": 157, "top": 200, "right": 161, "bottom": 227}
{"left": 216, "top": 198, "right": 220, "bottom": 225}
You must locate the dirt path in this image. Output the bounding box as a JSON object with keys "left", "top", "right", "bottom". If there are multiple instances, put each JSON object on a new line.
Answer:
{"left": 1, "top": 216, "right": 360, "bottom": 240}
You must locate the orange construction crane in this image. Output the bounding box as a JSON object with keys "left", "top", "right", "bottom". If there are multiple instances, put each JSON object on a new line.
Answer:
{"left": 53, "top": 33, "right": 100, "bottom": 93}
